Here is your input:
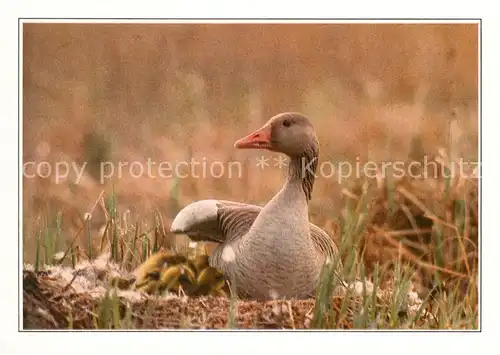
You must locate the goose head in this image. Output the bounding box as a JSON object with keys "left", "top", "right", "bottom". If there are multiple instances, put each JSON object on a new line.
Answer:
{"left": 234, "top": 112, "right": 319, "bottom": 159}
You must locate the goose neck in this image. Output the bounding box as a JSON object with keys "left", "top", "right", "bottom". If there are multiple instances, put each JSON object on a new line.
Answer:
{"left": 286, "top": 147, "right": 318, "bottom": 201}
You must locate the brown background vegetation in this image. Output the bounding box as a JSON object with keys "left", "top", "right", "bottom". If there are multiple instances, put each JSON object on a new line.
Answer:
{"left": 22, "top": 22, "right": 479, "bottom": 265}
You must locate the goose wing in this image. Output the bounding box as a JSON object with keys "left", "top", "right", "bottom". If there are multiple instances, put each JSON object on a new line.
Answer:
{"left": 170, "top": 199, "right": 340, "bottom": 260}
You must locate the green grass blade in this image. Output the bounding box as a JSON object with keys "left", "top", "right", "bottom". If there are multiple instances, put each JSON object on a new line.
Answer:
{"left": 44, "top": 216, "right": 53, "bottom": 265}
{"left": 34, "top": 227, "right": 41, "bottom": 273}
{"left": 86, "top": 216, "right": 92, "bottom": 260}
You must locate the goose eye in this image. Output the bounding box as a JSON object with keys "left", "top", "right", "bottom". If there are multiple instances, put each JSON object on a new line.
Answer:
{"left": 282, "top": 119, "right": 292, "bottom": 127}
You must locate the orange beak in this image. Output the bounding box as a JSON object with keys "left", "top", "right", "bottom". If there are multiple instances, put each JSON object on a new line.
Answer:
{"left": 234, "top": 124, "right": 273, "bottom": 149}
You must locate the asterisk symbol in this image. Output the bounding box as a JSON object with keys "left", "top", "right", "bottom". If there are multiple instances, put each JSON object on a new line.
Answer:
{"left": 255, "top": 156, "right": 270, "bottom": 170}
{"left": 273, "top": 156, "right": 288, "bottom": 169}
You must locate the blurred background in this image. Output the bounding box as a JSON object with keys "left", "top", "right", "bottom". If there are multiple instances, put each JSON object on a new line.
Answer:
{"left": 22, "top": 23, "right": 479, "bottom": 269}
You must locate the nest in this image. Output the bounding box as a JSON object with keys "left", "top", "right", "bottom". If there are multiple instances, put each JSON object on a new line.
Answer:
{"left": 23, "top": 269, "right": 363, "bottom": 330}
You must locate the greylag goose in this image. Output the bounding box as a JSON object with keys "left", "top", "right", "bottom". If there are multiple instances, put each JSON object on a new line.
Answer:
{"left": 170, "top": 112, "right": 342, "bottom": 300}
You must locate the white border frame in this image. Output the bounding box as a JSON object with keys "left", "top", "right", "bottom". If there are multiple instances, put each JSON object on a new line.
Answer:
{"left": 2, "top": 1, "right": 496, "bottom": 353}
